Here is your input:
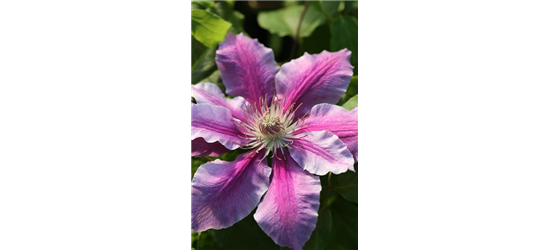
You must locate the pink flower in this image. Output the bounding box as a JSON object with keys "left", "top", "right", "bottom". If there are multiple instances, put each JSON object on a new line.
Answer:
{"left": 191, "top": 33, "right": 358, "bottom": 250}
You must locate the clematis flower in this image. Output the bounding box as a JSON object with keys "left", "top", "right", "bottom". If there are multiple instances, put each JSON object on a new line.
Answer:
{"left": 191, "top": 33, "right": 358, "bottom": 250}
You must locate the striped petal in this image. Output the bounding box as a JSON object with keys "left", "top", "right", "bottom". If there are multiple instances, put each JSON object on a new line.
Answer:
{"left": 192, "top": 82, "right": 247, "bottom": 120}
{"left": 191, "top": 104, "right": 247, "bottom": 150}
{"left": 191, "top": 138, "right": 229, "bottom": 157}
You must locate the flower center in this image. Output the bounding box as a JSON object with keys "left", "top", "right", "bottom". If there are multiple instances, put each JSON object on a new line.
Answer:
{"left": 236, "top": 96, "right": 303, "bottom": 157}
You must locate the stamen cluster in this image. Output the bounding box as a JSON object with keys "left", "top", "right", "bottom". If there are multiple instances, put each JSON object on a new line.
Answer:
{"left": 235, "top": 96, "right": 303, "bottom": 157}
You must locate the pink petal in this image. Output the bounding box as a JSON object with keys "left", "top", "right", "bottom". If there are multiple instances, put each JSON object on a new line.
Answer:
{"left": 191, "top": 138, "right": 229, "bottom": 157}
{"left": 275, "top": 50, "right": 354, "bottom": 117}
{"left": 254, "top": 152, "right": 321, "bottom": 250}
{"left": 191, "top": 151, "right": 271, "bottom": 232}
{"left": 295, "top": 104, "right": 358, "bottom": 162}
{"left": 191, "top": 104, "right": 247, "bottom": 150}
{"left": 216, "top": 33, "right": 279, "bottom": 106}
{"left": 192, "top": 82, "right": 248, "bottom": 120}
{"left": 289, "top": 130, "right": 354, "bottom": 175}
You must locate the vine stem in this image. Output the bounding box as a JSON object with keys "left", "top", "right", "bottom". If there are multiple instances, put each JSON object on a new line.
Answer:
{"left": 289, "top": 2, "right": 309, "bottom": 59}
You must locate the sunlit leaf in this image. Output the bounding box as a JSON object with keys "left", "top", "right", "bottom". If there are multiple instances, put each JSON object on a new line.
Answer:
{"left": 192, "top": 1, "right": 214, "bottom": 9}
{"left": 257, "top": 5, "right": 327, "bottom": 39}
{"left": 342, "top": 94, "right": 358, "bottom": 110}
{"left": 191, "top": 9, "right": 232, "bottom": 47}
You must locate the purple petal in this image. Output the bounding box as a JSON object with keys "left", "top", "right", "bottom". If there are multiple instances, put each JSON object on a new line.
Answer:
{"left": 295, "top": 104, "right": 358, "bottom": 162}
{"left": 191, "top": 104, "right": 247, "bottom": 150}
{"left": 191, "top": 138, "right": 229, "bottom": 157}
{"left": 254, "top": 152, "right": 321, "bottom": 250}
{"left": 192, "top": 82, "right": 248, "bottom": 120}
{"left": 290, "top": 130, "right": 354, "bottom": 175}
{"left": 192, "top": 151, "right": 271, "bottom": 232}
{"left": 216, "top": 33, "right": 279, "bottom": 105}
{"left": 275, "top": 50, "right": 353, "bottom": 117}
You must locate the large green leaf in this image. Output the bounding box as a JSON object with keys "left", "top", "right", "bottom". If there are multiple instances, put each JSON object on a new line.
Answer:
{"left": 330, "top": 15, "right": 358, "bottom": 74}
{"left": 191, "top": 9, "right": 232, "bottom": 47}
{"left": 336, "top": 164, "right": 358, "bottom": 203}
{"left": 191, "top": 46, "right": 217, "bottom": 84}
{"left": 311, "top": 1, "right": 341, "bottom": 19}
{"left": 257, "top": 5, "right": 327, "bottom": 39}
{"left": 212, "top": 1, "right": 245, "bottom": 34}
{"left": 342, "top": 94, "right": 358, "bottom": 110}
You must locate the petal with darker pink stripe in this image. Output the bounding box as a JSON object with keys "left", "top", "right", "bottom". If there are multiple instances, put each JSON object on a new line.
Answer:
{"left": 295, "top": 104, "right": 358, "bottom": 162}
{"left": 191, "top": 104, "right": 247, "bottom": 150}
{"left": 289, "top": 130, "right": 354, "bottom": 175}
{"left": 192, "top": 82, "right": 247, "bottom": 120}
{"left": 192, "top": 151, "right": 271, "bottom": 232}
{"left": 216, "top": 33, "right": 278, "bottom": 106}
{"left": 254, "top": 152, "right": 321, "bottom": 250}
{"left": 275, "top": 49, "right": 353, "bottom": 117}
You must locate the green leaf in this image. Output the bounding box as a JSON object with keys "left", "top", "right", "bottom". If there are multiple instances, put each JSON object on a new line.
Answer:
{"left": 327, "top": 200, "right": 358, "bottom": 250}
{"left": 191, "top": 9, "right": 232, "bottom": 47}
{"left": 311, "top": 1, "right": 341, "bottom": 19}
{"left": 303, "top": 209, "right": 332, "bottom": 250}
{"left": 192, "top": 1, "right": 214, "bottom": 9}
{"left": 257, "top": 5, "right": 327, "bottom": 39}
{"left": 209, "top": 212, "right": 279, "bottom": 250}
{"left": 330, "top": 15, "right": 358, "bottom": 74}
{"left": 212, "top": 1, "right": 245, "bottom": 34}
{"left": 195, "top": 230, "right": 223, "bottom": 250}
{"left": 342, "top": 94, "right": 358, "bottom": 110}
{"left": 191, "top": 46, "right": 217, "bottom": 84}
{"left": 192, "top": 36, "right": 207, "bottom": 66}
{"left": 342, "top": 1, "right": 358, "bottom": 15}
{"left": 336, "top": 164, "right": 358, "bottom": 203}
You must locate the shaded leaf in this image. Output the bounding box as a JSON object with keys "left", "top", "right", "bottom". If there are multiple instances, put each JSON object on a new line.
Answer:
{"left": 191, "top": 9, "right": 232, "bottom": 47}
{"left": 311, "top": 1, "right": 341, "bottom": 19}
{"left": 192, "top": 36, "right": 207, "bottom": 66}
{"left": 342, "top": 1, "right": 358, "bottom": 15}
{"left": 336, "top": 164, "right": 358, "bottom": 203}
{"left": 257, "top": 5, "right": 327, "bottom": 39}
{"left": 330, "top": 15, "right": 358, "bottom": 74}
{"left": 195, "top": 230, "right": 223, "bottom": 250}
{"left": 212, "top": 1, "right": 245, "bottom": 34}
{"left": 327, "top": 199, "right": 358, "bottom": 250}
{"left": 191, "top": 46, "right": 217, "bottom": 84}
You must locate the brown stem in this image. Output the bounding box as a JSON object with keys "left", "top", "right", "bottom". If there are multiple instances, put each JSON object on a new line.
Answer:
{"left": 289, "top": 2, "right": 309, "bottom": 59}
